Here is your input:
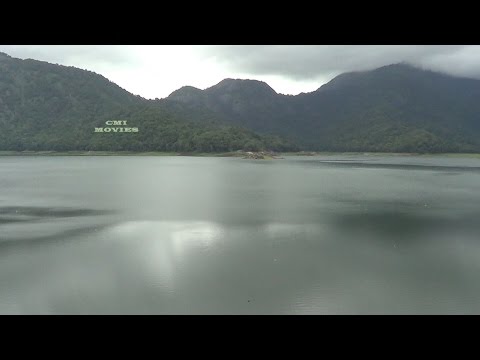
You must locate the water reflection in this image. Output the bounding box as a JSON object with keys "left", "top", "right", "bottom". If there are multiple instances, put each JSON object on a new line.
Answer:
{"left": 102, "top": 221, "right": 223, "bottom": 295}
{"left": 0, "top": 206, "right": 116, "bottom": 249}
{"left": 313, "top": 161, "right": 480, "bottom": 172}
{"left": 0, "top": 206, "right": 114, "bottom": 219}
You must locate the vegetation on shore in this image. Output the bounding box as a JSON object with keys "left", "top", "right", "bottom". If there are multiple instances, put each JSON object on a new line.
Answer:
{"left": 168, "top": 64, "right": 480, "bottom": 153}
{"left": 1, "top": 150, "right": 480, "bottom": 159}
{"left": 0, "top": 53, "right": 297, "bottom": 153}
{"left": 2, "top": 53, "right": 480, "bottom": 155}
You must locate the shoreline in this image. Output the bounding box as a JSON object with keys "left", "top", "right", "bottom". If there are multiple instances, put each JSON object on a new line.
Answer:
{"left": 1, "top": 151, "right": 480, "bottom": 158}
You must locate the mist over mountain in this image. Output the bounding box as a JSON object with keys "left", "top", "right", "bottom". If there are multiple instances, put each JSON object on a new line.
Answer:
{"left": 2, "top": 51, "right": 480, "bottom": 153}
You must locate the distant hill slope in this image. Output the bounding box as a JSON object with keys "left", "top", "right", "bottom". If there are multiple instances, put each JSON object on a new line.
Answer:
{"left": 3, "top": 50, "right": 480, "bottom": 154}
{"left": 169, "top": 79, "right": 296, "bottom": 137}
{"left": 168, "top": 64, "right": 480, "bottom": 153}
{"left": 0, "top": 52, "right": 296, "bottom": 152}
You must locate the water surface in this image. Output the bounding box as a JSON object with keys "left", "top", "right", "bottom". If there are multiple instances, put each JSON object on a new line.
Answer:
{"left": 1, "top": 155, "right": 480, "bottom": 314}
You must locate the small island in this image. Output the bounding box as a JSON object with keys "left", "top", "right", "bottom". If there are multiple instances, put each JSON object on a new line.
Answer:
{"left": 240, "top": 151, "right": 284, "bottom": 160}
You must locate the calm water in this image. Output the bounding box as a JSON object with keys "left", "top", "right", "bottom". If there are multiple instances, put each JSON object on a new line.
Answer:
{"left": 1, "top": 155, "right": 480, "bottom": 314}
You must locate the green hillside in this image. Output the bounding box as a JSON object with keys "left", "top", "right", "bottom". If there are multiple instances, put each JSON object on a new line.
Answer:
{"left": 0, "top": 52, "right": 296, "bottom": 152}
{"left": 168, "top": 64, "right": 480, "bottom": 153}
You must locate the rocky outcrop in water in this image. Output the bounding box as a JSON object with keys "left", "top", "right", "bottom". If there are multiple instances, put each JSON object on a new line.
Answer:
{"left": 241, "top": 151, "right": 284, "bottom": 160}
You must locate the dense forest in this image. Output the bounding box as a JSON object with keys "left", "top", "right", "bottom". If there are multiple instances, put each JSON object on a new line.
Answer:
{"left": 169, "top": 64, "right": 480, "bottom": 153}
{"left": 2, "top": 51, "right": 480, "bottom": 153}
{"left": 0, "top": 52, "right": 297, "bottom": 152}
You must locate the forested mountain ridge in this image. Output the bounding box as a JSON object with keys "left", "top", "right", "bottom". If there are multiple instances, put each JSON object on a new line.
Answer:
{"left": 2, "top": 50, "right": 480, "bottom": 154}
{"left": 168, "top": 63, "right": 480, "bottom": 153}
{"left": 0, "top": 52, "right": 296, "bottom": 152}
{"left": 169, "top": 78, "right": 295, "bottom": 136}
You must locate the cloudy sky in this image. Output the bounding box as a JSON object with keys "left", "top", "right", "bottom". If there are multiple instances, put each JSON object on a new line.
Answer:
{"left": 1, "top": 45, "right": 479, "bottom": 99}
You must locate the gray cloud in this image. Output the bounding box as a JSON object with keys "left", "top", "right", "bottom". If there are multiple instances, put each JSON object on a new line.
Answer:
{"left": 0, "top": 45, "right": 137, "bottom": 68}
{"left": 198, "top": 45, "right": 480, "bottom": 81}
{"left": 2, "top": 45, "right": 480, "bottom": 98}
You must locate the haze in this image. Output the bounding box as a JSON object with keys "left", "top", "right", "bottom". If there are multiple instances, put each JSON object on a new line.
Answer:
{"left": 1, "top": 45, "right": 480, "bottom": 99}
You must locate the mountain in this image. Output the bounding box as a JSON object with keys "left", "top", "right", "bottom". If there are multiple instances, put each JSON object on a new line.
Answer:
{"left": 3, "top": 50, "right": 480, "bottom": 154}
{"left": 168, "top": 64, "right": 480, "bottom": 153}
{"left": 169, "top": 78, "right": 296, "bottom": 136}
{"left": 0, "top": 52, "right": 296, "bottom": 152}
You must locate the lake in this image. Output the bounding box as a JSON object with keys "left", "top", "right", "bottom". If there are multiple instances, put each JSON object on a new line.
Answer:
{"left": 1, "top": 154, "right": 480, "bottom": 314}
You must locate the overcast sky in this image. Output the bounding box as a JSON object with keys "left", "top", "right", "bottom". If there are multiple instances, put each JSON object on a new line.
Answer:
{"left": 1, "top": 45, "right": 479, "bottom": 99}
